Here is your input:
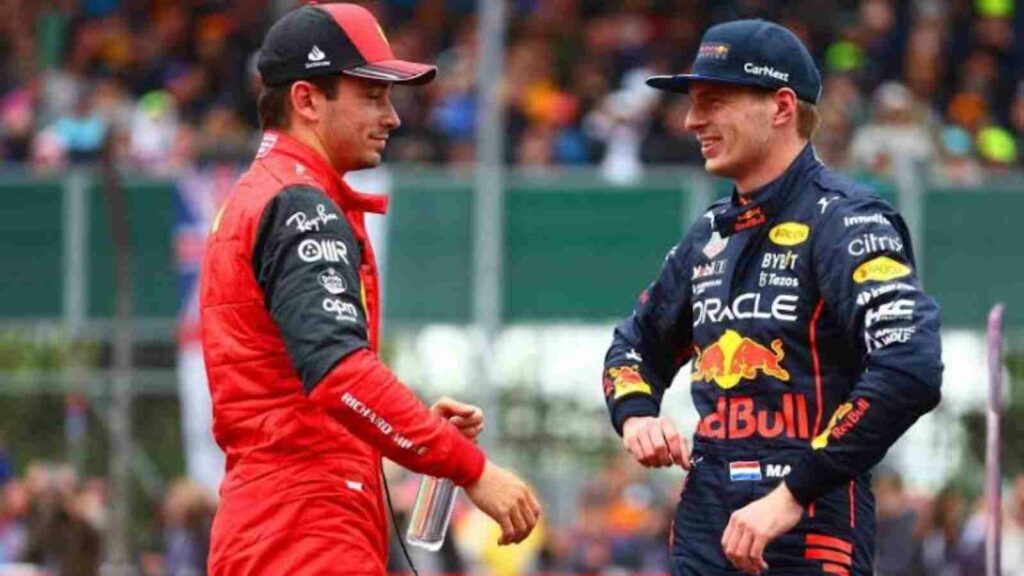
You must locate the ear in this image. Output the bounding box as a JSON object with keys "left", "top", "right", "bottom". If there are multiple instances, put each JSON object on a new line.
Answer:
{"left": 290, "top": 81, "right": 322, "bottom": 124}
{"left": 772, "top": 88, "right": 798, "bottom": 130}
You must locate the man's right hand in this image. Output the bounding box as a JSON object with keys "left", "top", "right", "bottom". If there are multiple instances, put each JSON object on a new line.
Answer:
{"left": 465, "top": 461, "right": 541, "bottom": 545}
{"left": 622, "top": 415, "right": 691, "bottom": 469}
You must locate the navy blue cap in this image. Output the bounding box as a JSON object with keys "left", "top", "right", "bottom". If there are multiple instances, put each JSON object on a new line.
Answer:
{"left": 646, "top": 19, "right": 822, "bottom": 104}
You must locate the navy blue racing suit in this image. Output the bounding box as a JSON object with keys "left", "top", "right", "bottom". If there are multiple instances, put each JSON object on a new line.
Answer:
{"left": 603, "top": 145, "right": 942, "bottom": 575}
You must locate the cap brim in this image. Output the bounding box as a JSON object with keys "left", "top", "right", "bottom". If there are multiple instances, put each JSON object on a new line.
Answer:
{"left": 344, "top": 59, "right": 437, "bottom": 85}
{"left": 645, "top": 73, "right": 765, "bottom": 94}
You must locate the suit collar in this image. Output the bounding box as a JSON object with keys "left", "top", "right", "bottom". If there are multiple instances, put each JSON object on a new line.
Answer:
{"left": 257, "top": 131, "right": 389, "bottom": 215}
{"left": 715, "top": 144, "right": 819, "bottom": 236}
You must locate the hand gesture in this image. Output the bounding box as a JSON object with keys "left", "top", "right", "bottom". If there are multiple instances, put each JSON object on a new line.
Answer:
{"left": 622, "top": 416, "right": 691, "bottom": 469}
{"left": 430, "top": 396, "right": 484, "bottom": 441}
{"left": 465, "top": 461, "right": 542, "bottom": 545}
{"left": 721, "top": 483, "right": 805, "bottom": 574}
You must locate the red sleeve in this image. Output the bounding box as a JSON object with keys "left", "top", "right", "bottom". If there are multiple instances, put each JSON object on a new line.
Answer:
{"left": 309, "top": 348, "right": 486, "bottom": 487}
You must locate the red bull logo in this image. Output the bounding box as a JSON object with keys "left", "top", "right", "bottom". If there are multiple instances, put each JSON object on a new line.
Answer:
{"left": 733, "top": 207, "right": 766, "bottom": 231}
{"left": 812, "top": 398, "right": 871, "bottom": 449}
{"left": 692, "top": 330, "right": 790, "bottom": 389}
{"left": 697, "top": 393, "right": 811, "bottom": 440}
{"left": 605, "top": 365, "right": 653, "bottom": 400}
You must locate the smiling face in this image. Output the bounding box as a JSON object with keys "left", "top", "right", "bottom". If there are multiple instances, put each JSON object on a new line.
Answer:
{"left": 684, "top": 81, "right": 777, "bottom": 181}
{"left": 314, "top": 76, "right": 401, "bottom": 172}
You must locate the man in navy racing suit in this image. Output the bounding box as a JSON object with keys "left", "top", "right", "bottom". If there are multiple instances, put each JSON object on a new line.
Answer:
{"left": 602, "top": 20, "right": 942, "bottom": 576}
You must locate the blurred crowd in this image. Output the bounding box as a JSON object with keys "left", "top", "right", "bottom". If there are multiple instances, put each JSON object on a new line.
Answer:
{"left": 0, "top": 454, "right": 1023, "bottom": 575}
{"left": 0, "top": 0, "right": 1021, "bottom": 184}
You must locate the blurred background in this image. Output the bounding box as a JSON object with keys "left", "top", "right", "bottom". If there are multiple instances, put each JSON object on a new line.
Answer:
{"left": 0, "top": 0, "right": 1022, "bottom": 575}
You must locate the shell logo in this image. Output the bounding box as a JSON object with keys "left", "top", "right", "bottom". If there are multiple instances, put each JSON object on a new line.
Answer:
{"left": 852, "top": 256, "right": 911, "bottom": 284}
{"left": 768, "top": 222, "right": 810, "bottom": 246}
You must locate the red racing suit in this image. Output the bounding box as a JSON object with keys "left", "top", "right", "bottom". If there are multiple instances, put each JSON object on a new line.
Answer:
{"left": 201, "top": 131, "right": 485, "bottom": 575}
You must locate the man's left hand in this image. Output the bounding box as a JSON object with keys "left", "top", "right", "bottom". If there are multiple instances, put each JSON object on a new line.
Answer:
{"left": 721, "top": 482, "right": 805, "bottom": 575}
{"left": 430, "top": 396, "right": 484, "bottom": 441}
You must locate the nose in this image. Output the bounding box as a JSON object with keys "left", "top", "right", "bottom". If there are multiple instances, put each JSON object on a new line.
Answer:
{"left": 684, "top": 100, "right": 705, "bottom": 133}
{"left": 383, "top": 97, "right": 401, "bottom": 130}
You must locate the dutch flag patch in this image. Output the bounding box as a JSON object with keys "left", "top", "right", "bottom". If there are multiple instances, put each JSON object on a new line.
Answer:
{"left": 729, "top": 461, "right": 762, "bottom": 482}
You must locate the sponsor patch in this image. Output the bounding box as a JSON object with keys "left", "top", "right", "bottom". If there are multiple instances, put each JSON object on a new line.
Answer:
{"left": 844, "top": 213, "right": 891, "bottom": 228}
{"left": 812, "top": 398, "right": 871, "bottom": 449}
{"left": 817, "top": 196, "right": 838, "bottom": 214}
{"left": 287, "top": 204, "right": 339, "bottom": 232}
{"left": 318, "top": 267, "right": 348, "bottom": 295}
{"left": 697, "top": 42, "right": 730, "bottom": 60}
{"left": 702, "top": 232, "right": 728, "bottom": 259}
{"left": 693, "top": 260, "right": 727, "bottom": 280}
{"left": 761, "top": 251, "right": 799, "bottom": 271}
{"left": 693, "top": 293, "right": 799, "bottom": 327}
{"left": 298, "top": 239, "right": 350, "bottom": 264}
{"left": 256, "top": 133, "right": 278, "bottom": 159}
{"left": 847, "top": 233, "right": 903, "bottom": 257}
{"left": 864, "top": 299, "right": 915, "bottom": 327}
{"left": 692, "top": 330, "right": 790, "bottom": 389}
{"left": 853, "top": 256, "right": 911, "bottom": 283}
{"left": 323, "top": 298, "right": 359, "bottom": 322}
{"left": 759, "top": 271, "right": 799, "bottom": 288}
{"left": 743, "top": 62, "right": 789, "bottom": 82}
{"left": 698, "top": 393, "right": 810, "bottom": 440}
{"left": 769, "top": 222, "right": 809, "bottom": 246}
{"left": 865, "top": 326, "right": 915, "bottom": 351}
{"left": 855, "top": 282, "right": 917, "bottom": 306}
{"left": 730, "top": 461, "right": 762, "bottom": 481}
{"left": 606, "top": 365, "right": 652, "bottom": 399}
{"left": 734, "top": 207, "right": 766, "bottom": 232}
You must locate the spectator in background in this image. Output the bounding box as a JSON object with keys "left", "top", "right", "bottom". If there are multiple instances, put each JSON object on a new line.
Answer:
{"left": 932, "top": 126, "right": 983, "bottom": 186}
{"left": 161, "top": 478, "right": 215, "bottom": 576}
{"left": 916, "top": 484, "right": 969, "bottom": 576}
{"left": 0, "top": 87, "right": 34, "bottom": 163}
{"left": 600, "top": 455, "right": 670, "bottom": 573}
{"left": 46, "top": 87, "right": 109, "bottom": 163}
{"left": 849, "top": 81, "right": 935, "bottom": 177}
{"left": 874, "top": 470, "right": 920, "bottom": 576}
{"left": 0, "top": 480, "right": 28, "bottom": 565}
{"left": 641, "top": 96, "right": 704, "bottom": 165}
{"left": 810, "top": 73, "right": 865, "bottom": 166}
{"left": 21, "top": 462, "right": 104, "bottom": 576}
{"left": 583, "top": 67, "right": 660, "bottom": 184}
{"left": 975, "top": 125, "right": 1018, "bottom": 171}
{"left": 128, "top": 90, "right": 180, "bottom": 173}
{"left": 1004, "top": 473, "right": 1024, "bottom": 576}
{"left": 561, "top": 484, "right": 612, "bottom": 573}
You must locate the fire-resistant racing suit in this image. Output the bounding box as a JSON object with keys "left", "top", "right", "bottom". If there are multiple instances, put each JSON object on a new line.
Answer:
{"left": 603, "top": 145, "right": 942, "bottom": 575}
{"left": 201, "top": 132, "right": 485, "bottom": 575}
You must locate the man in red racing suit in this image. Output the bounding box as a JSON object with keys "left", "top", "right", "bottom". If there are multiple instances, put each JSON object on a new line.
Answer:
{"left": 201, "top": 5, "right": 540, "bottom": 575}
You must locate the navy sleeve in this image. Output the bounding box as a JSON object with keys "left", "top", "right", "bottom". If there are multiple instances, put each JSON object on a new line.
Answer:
{"left": 252, "top": 185, "right": 369, "bottom": 393}
{"left": 603, "top": 235, "right": 695, "bottom": 436}
{"left": 785, "top": 195, "right": 943, "bottom": 505}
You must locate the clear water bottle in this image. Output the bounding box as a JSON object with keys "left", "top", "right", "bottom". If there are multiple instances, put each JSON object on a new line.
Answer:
{"left": 405, "top": 475, "right": 459, "bottom": 551}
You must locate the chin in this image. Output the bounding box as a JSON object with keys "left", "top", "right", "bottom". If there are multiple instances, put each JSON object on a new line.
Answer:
{"left": 351, "top": 153, "right": 383, "bottom": 171}
{"left": 704, "top": 156, "right": 732, "bottom": 177}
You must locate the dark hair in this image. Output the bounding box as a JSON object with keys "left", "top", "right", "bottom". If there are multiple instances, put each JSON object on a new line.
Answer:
{"left": 796, "top": 100, "right": 820, "bottom": 140}
{"left": 258, "top": 75, "right": 344, "bottom": 131}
